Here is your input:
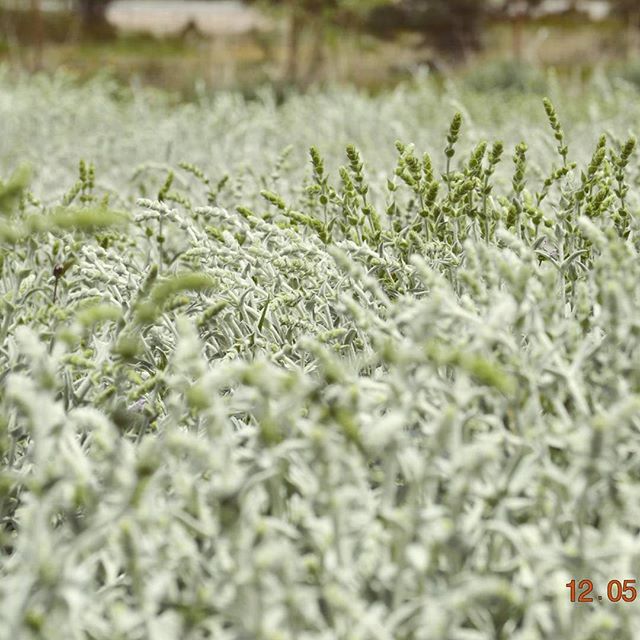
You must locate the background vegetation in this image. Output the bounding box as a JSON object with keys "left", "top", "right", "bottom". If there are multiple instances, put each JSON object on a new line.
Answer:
{"left": 2, "top": 0, "right": 640, "bottom": 93}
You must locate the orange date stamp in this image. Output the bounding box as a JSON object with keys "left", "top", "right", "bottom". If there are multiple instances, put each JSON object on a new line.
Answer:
{"left": 566, "top": 579, "right": 638, "bottom": 603}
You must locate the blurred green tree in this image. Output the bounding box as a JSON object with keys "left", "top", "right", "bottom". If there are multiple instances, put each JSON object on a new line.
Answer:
{"left": 609, "top": 0, "right": 640, "bottom": 56}
{"left": 249, "top": 0, "right": 389, "bottom": 84}
{"left": 367, "top": 0, "right": 499, "bottom": 59}
{"left": 76, "top": 0, "right": 113, "bottom": 37}
{"left": 399, "top": 0, "right": 489, "bottom": 58}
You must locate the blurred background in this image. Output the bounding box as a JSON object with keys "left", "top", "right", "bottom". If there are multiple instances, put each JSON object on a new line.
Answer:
{"left": 1, "top": 0, "right": 639, "bottom": 96}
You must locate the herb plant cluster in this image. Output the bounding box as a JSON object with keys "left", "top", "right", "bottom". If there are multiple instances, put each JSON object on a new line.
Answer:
{"left": 2, "top": 70, "right": 640, "bottom": 639}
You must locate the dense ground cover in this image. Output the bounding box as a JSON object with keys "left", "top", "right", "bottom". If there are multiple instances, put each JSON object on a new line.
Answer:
{"left": 2, "top": 69, "right": 640, "bottom": 639}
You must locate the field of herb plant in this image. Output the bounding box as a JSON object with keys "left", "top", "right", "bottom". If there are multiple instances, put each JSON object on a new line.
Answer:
{"left": 3, "top": 67, "right": 640, "bottom": 639}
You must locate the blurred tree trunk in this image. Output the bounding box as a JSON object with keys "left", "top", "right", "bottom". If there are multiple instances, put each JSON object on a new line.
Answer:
{"left": 511, "top": 12, "right": 524, "bottom": 60}
{"left": 285, "top": 3, "right": 303, "bottom": 84}
{"left": 30, "top": 0, "right": 44, "bottom": 70}
{"left": 612, "top": 0, "right": 640, "bottom": 58}
{"left": 628, "top": 10, "right": 640, "bottom": 58}
{"left": 503, "top": 1, "right": 543, "bottom": 62}
{"left": 304, "top": 17, "right": 326, "bottom": 87}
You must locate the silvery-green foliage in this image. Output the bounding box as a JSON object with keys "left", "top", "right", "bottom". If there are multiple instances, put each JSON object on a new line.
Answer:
{"left": 3, "top": 70, "right": 640, "bottom": 639}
